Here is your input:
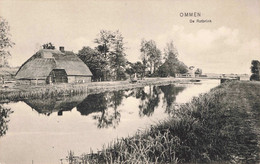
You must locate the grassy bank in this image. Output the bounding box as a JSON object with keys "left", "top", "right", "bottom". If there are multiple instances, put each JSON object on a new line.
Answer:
{"left": 66, "top": 81, "right": 260, "bottom": 163}
{"left": 0, "top": 83, "right": 89, "bottom": 102}
{"left": 0, "top": 77, "right": 193, "bottom": 102}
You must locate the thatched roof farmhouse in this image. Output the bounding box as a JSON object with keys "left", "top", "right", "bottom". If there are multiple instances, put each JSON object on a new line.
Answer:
{"left": 15, "top": 47, "right": 92, "bottom": 84}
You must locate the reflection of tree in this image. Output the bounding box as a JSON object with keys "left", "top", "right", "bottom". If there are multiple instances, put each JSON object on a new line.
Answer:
{"left": 76, "top": 84, "right": 185, "bottom": 127}
{"left": 106, "top": 90, "right": 124, "bottom": 128}
{"left": 135, "top": 87, "right": 147, "bottom": 100}
{"left": 137, "top": 86, "right": 161, "bottom": 117}
{"left": 0, "top": 105, "right": 13, "bottom": 137}
{"left": 77, "top": 91, "right": 124, "bottom": 129}
{"left": 132, "top": 85, "right": 186, "bottom": 117}
{"left": 23, "top": 94, "right": 87, "bottom": 116}
{"left": 159, "top": 85, "right": 185, "bottom": 114}
{"left": 77, "top": 93, "right": 107, "bottom": 115}
{"left": 123, "top": 89, "right": 136, "bottom": 98}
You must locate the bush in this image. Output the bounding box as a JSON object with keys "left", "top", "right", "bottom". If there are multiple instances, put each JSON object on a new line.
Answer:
{"left": 250, "top": 74, "right": 260, "bottom": 81}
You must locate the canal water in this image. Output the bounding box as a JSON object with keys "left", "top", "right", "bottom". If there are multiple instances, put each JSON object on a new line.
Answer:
{"left": 0, "top": 80, "right": 219, "bottom": 164}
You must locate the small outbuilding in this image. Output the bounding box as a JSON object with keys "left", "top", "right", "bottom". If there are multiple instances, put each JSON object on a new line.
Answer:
{"left": 15, "top": 47, "right": 92, "bottom": 84}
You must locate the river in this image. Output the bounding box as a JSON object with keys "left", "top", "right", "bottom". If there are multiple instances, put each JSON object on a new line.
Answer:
{"left": 0, "top": 79, "right": 219, "bottom": 164}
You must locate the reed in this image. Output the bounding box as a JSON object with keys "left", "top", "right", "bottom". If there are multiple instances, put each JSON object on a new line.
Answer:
{"left": 66, "top": 81, "right": 260, "bottom": 164}
{"left": 0, "top": 83, "right": 89, "bottom": 101}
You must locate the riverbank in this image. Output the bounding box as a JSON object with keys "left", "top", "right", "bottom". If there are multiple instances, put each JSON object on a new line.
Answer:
{"left": 66, "top": 81, "right": 260, "bottom": 163}
{"left": 0, "top": 77, "right": 200, "bottom": 101}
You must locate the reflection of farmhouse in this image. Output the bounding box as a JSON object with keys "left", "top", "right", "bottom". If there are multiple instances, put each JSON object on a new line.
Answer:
{"left": 23, "top": 94, "right": 88, "bottom": 116}
{"left": 15, "top": 47, "right": 92, "bottom": 84}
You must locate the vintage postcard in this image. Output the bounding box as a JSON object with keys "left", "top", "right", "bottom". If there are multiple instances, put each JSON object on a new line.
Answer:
{"left": 0, "top": 0, "right": 259, "bottom": 164}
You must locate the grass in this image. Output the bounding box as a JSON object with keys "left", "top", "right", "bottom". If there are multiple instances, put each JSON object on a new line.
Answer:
{"left": 0, "top": 77, "right": 187, "bottom": 102}
{"left": 0, "top": 83, "right": 89, "bottom": 102}
{"left": 66, "top": 81, "right": 260, "bottom": 164}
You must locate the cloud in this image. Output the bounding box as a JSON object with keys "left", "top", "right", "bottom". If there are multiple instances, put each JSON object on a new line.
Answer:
{"left": 125, "top": 38, "right": 142, "bottom": 62}
{"left": 69, "top": 37, "right": 95, "bottom": 52}
{"left": 156, "top": 25, "right": 260, "bottom": 74}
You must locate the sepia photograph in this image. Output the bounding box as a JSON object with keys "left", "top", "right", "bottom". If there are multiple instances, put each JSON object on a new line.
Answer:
{"left": 0, "top": 0, "right": 260, "bottom": 163}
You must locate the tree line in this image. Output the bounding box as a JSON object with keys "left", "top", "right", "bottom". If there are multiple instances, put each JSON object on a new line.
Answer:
{"left": 78, "top": 30, "right": 127, "bottom": 81}
{"left": 77, "top": 30, "right": 190, "bottom": 81}
{"left": 0, "top": 17, "right": 199, "bottom": 81}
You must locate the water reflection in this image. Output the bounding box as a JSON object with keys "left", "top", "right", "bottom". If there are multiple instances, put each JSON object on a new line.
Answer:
{"left": 159, "top": 85, "right": 185, "bottom": 114}
{"left": 0, "top": 105, "right": 13, "bottom": 137}
{"left": 77, "top": 91, "right": 124, "bottom": 128}
{"left": 137, "top": 86, "right": 161, "bottom": 117}
{"left": 77, "top": 93, "right": 107, "bottom": 116}
{"left": 21, "top": 84, "right": 186, "bottom": 129}
{"left": 0, "top": 80, "right": 223, "bottom": 164}
{"left": 23, "top": 94, "right": 87, "bottom": 116}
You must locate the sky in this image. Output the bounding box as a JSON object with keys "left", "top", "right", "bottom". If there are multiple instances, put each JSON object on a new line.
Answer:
{"left": 0, "top": 0, "right": 260, "bottom": 74}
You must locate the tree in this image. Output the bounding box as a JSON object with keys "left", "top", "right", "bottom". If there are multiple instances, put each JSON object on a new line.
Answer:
{"left": 95, "top": 30, "right": 127, "bottom": 80}
{"left": 164, "top": 40, "right": 178, "bottom": 61}
{"left": 140, "top": 39, "right": 162, "bottom": 75}
{"left": 0, "top": 17, "right": 15, "bottom": 67}
{"left": 95, "top": 30, "right": 113, "bottom": 59}
{"left": 77, "top": 46, "right": 106, "bottom": 81}
{"left": 176, "top": 61, "right": 188, "bottom": 74}
{"left": 157, "top": 41, "right": 188, "bottom": 77}
{"left": 133, "top": 61, "right": 146, "bottom": 78}
{"left": 0, "top": 105, "right": 13, "bottom": 137}
{"left": 195, "top": 68, "right": 202, "bottom": 76}
{"left": 250, "top": 60, "right": 260, "bottom": 81}
{"left": 126, "top": 61, "right": 146, "bottom": 79}
{"left": 156, "top": 63, "right": 169, "bottom": 77}
{"left": 109, "top": 32, "right": 127, "bottom": 80}
{"left": 42, "top": 42, "right": 55, "bottom": 49}
{"left": 125, "top": 62, "right": 135, "bottom": 76}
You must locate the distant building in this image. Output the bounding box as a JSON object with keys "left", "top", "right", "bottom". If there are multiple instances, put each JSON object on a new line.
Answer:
{"left": 176, "top": 66, "right": 195, "bottom": 78}
{"left": 238, "top": 74, "right": 250, "bottom": 81}
{"left": 15, "top": 47, "right": 92, "bottom": 84}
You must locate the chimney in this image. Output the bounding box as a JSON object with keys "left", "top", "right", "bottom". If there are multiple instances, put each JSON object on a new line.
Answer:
{"left": 59, "top": 46, "right": 65, "bottom": 52}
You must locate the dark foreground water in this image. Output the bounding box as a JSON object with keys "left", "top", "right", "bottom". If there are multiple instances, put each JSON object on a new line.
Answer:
{"left": 0, "top": 80, "right": 219, "bottom": 164}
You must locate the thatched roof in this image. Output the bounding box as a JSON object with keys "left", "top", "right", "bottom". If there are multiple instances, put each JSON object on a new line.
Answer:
{"left": 16, "top": 49, "right": 92, "bottom": 79}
